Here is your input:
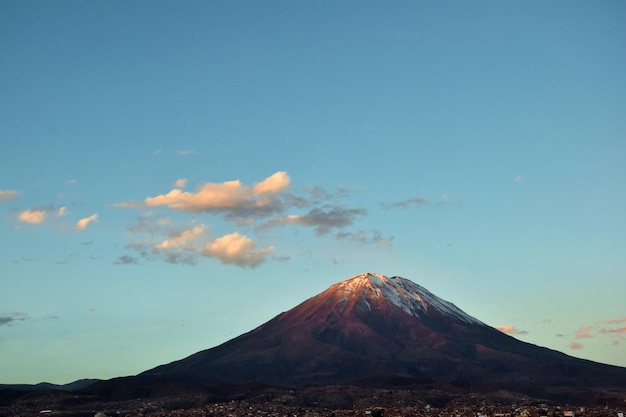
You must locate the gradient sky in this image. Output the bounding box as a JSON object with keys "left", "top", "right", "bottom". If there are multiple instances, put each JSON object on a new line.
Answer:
{"left": 1, "top": 1, "right": 625, "bottom": 384}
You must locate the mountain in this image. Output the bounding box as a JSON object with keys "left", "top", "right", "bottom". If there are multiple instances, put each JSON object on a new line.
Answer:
{"left": 142, "top": 272, "right": 626, "bottom": 398}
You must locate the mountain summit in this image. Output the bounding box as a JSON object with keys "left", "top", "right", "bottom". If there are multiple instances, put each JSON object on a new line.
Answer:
{"left": 143, "top": 273, "right": 626, "bottom": 396}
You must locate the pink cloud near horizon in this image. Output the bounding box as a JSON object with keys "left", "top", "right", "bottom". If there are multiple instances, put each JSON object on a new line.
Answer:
{"left": 496, "top": 325, "right": 519, "bottom": 335}
{"left": 569, "top": 341, "right": 584, "bottom": 350}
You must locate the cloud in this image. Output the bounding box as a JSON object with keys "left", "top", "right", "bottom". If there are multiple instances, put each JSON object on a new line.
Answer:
{"left": 514, "top": 175, "right": 524, "bottom": 183}
{"left": 0, "top": 312, "right": 30, "bottom": 326}
{"left": 114, "top": 255, "right": 139, "bottom": 265}
{"left": 0, "top": 190, "right": 18, "bottom": 201}
{"left": 599, "top": 326, "right": 626, "bottom": 335}
{"left": 570, "top": 317, "right": 626, "bottom": 343}
{"left": 259, "top": 206, "right": 366, "bottom": 235}
{"left": 383, "top": 196, "right": 463, "bottom": 210}
{"left": 120, "top": 172, "right": 291, "bottom": 215}
{"left": 496, "top": 324, "right": 520, "bottom": 334}
{"left": 155, "top": 225, "right": 205, "bottom": 250}
{"left": 335, "top": 229, "right": 394, "bottom": 246}
{"left": 174, "top": 178, "right": 188, "bottom": 188}
{"left": 76, "top": 213, "right": 98, "bottom": 230}
{"left": 127, "top": 212, "right": 172, "bottom": 235}
{"left": 569, "top": 341, "right": 584, "bottom": 350}
{"left": 18, "top": 209, "right": 47, "bottom": 224}
{"left": 386, "top": 198, "right": 428, "bottom": 210}
{"left": 203, "top": 232, "right": 273, "bottom": 268}
{"left": 176, "top": 149, "right": 196, "bottom": 155}
{"left": 574, "top": 326, "right": 594, "bottom": 339}
{"left": 56, "top": 206, "right": 69, "bottom": 217}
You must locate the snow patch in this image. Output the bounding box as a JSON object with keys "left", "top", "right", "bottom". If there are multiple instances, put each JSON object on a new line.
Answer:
{"left": 342, "top": 273, "right": 484, "bottom": 325}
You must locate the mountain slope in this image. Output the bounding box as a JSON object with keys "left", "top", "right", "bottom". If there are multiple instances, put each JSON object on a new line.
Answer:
{"left": 142, "top": 273, "right": 626, "bottom": 394}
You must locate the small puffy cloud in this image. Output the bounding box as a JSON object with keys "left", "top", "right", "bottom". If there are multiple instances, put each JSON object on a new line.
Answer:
{"left": 114, "top": 255, "right": 139, "bottom": 265}
{"left": 0, "top": 190, "right": 18, "bottom": 201}
{"left": 0, "top": 312, "right": 30, "bottom": 326}
{"left": 76, "top": 213, "right": 98, "bottom": 230}
{"left": 569, "top": 341, "right": 584, "bottom": 350}
{"left": 574, "top": 326, "right": 594, "bottom": 339}
{"left": 259, "top": 206, "right": 366, "bottom": 235}
{"left": 496, "top": 325, "right": 520, "bottom": 335}
{"left": 155, "top": 225, "right": 205, "bottom": 250}
{"left": 18, "top": 209, "right": 46, "bottom": 224}
{"left": 174, "top": 178, "right": 188, "bottom": 188}
{"left": 203, "top": 232, "right": 273, "bottom": 268}
{"left": 56, "top": 206, "right": 69, "bottom": 217}
{"left": 253, "top": 171, "right": 290, "bottom": 195}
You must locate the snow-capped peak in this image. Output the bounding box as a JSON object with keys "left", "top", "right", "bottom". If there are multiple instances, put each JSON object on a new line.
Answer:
{"left": 339, "top": 272, "right": 484, "bottom": 326}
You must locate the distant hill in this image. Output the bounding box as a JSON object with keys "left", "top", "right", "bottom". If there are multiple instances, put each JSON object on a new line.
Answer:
{"left": 0, "top": 379, "right": 99, "bottom": 392}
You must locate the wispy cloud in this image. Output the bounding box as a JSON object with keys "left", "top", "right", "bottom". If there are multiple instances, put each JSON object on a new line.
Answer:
{"left": 385, "top": 198, "right": 428, "bottom": 210}
{"left": 599, "top": 326, "right": 626, "bottom": 335}
{"left": 574, "top": 326, "right": 594, "bottom": 339}
{"left": 259, "top": 206, "right": 366, "bottom": 236}
{"left": 569, "top": 341, "right": 584, "bottom": 350}
{"left": 155, "top": 225, "right": 205, "bottom": 250}
{"left": 114, "top": 255, "right": 139, "bottom": 265}
{"left": 175, "top": 149, "right": 196, "bottom": 155}
{"left": 18, "top": 209, "right": 47, "bottom": 224}
{"left": 0, "top": 190, "right": 18, "bottom": 201}
{"left": 603, "top": 317, "right": 626, "bottom": 325}
{"left": 76, "top": 213, "right": 98, "bottom": 230}
{"left": 568, "top": 317, "right": 626, "bottom": 347}
{"left": 0, "top": 312, "right": 30, "bottom": 326}
{"left": 383, "top": 195, "right": 463, "bottom": 210}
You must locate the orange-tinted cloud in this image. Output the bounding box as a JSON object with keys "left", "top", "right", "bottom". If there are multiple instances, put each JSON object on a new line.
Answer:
{"left": 18, "top": 209, "right": 46, "bottom": 224}
{"left": 76, "top": 214, "right": 98, "bottom": 230}
{"left": 155, "top": 225, "right": 205, "bottom": 250}
{"left": 496, "top": 325, "right": 520, "bottom": 335}
{"left": 203, "top": 232, "right": 273, "bottom": 268}
{"left": 142, "top": 171, "right": 290, "bottom": 213}
{"left": 0, "top": 190, "right": 18, "bottom": 201}
{"left": 569, "top": 341, "right": 584, "bottom": 350}
{"left": 599, "top": 326, "right": 626, "bottom": 335}
{"left": 574, "top": 326, "right": 594, "bottom": 339}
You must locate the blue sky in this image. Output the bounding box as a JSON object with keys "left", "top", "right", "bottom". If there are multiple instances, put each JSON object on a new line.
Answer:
{"left": 1, "top": 1, "right": 625, "bottom": 384}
